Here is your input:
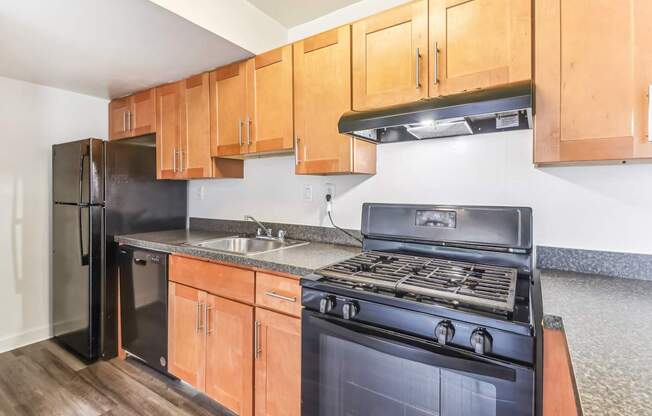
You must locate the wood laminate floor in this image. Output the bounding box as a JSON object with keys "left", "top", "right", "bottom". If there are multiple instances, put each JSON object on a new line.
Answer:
{"left": 0, "top": 340, "right": 235, "bottom": 416}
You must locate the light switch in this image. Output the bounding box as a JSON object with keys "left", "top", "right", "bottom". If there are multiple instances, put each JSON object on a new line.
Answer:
{"left": 302, "top": 184, "right": 313, "bottom": 202}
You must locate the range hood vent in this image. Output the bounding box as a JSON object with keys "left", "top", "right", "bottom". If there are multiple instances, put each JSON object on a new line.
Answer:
{"left": 338, "top": 81, "right": 532, "bottom": 144}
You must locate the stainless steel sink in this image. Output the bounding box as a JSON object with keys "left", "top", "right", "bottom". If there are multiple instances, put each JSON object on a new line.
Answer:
{"left": 188, "top": 236, "right": 308, "bottom": 256}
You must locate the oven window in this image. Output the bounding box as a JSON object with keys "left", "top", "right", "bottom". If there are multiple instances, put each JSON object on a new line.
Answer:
{"left": 318, "top": 334, "right": 497, "bottom": 416}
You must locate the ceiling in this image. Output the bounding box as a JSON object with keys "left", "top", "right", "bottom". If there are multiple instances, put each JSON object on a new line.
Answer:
{"left": 246, "top": 0, "right": 363, "bottom": 27}
{"left": 0, "top": 0, "right": 252, "bottom": 99}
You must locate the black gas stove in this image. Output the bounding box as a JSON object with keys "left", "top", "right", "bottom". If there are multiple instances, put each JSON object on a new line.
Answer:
{"left": 300, "top": 203, "right": 542, "bottom": 416}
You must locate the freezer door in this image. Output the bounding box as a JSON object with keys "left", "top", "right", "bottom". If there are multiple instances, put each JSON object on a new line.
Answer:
{"left": 52, "top": 139, "right": 104, "bottom": 205}
{"left": 52, "top": 204, "right": 104, "bottom": 360}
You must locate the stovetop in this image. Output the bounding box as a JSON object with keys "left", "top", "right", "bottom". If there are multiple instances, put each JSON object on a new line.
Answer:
{"left": 318, "top": 250, "right": 518, "bottom": 314}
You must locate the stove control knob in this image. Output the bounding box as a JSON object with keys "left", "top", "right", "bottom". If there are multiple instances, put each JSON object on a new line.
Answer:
{"left": 470, "top": 329, "right": 493, "bottom": 355}
{"left": 434, "top": 321, "right": 455, "bottom": 345}
{"left": 342, "top": 302, "right": 359, "bottom": 320}
{"left": 319, "top": 296, "right": 335, "bottom": 314}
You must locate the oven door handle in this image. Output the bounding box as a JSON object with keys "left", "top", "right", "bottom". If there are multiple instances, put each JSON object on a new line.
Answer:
{"left": 306, "top": 311, "right": 517, "bottom": 382}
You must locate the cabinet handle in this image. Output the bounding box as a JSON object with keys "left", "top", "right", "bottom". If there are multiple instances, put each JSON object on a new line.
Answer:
{"left": 295, "top": 137, "right": 301, "bottom": 165}
{"left": 648, "top": 85, "right": 652, "bottom": 142}
{"left": 179, "top": 149, "right": 184, "bottom": 172}
{"left": 246, "top": 115, "right": 251, "bottom": 145}
{"left": 415, "top": 47, "right": 421, "bottom": 89}
{"left": 238, "top": 118, "right": 243, "bottom": 146}
{"left": 205, "top": 304, "right": 212, "bottom": 335}
{"left": 196, "top": 302, "right": 203, "bottom": 333}
{"left": 173, "top": 149, "right": 177, "bottom": 172}
{"left": 254, "top": 320, "right": 262, "bottom": 359}
{"left": 265, "top": 291, "right": 296, "bottom": 303}
{"left": 433, "top": 42, "right": 439, "bottom": 85}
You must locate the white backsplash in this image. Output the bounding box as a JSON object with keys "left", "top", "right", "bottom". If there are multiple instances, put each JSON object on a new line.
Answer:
{"left": 189, "top": 130, "right": 652, "bottom": 255}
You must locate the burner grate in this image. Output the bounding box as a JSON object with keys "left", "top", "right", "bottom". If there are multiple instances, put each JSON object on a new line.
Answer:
{"left": 318, "top": 251, "right": 518, "bottom": 313}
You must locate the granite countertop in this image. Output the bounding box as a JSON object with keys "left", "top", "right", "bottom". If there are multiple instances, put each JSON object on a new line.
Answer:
{"left": 115, "top": 229, "right": 361, "bottom": 276}
{"left": 540, "top": 270, "right": 652, "bottom": 416}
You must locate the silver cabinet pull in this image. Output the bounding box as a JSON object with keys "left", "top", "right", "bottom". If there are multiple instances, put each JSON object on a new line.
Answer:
{"left": 254, "top": 321, "right": 262, "bottom": 359}
{"left": 179, "top": 149, "right": 184, "bottom": 172}
{"left": 173, "top": 149, "right": 177, "bottom": 172}
{"left": 265, "top": 291, "right": 296, "bottom": 303}
{"left": 648, "top": 85, "right": 652, "bottom": 142}
{"left": 433, "top": 42, "right": 440, "bottom": 85}
{"left": 195, "top": 302, "right": 203, "bottom": 333}
{"left": 415, "top": 47, "right": 421, "bottom": 89}
{"left": 295, "top": 137, "right": 301, "bottom": 165}
{"left": 238, "top": 118, "right": 243, "bottom": 146}
{"left": 205, "top": 304, "right": 212, "bottom": 335}
{"left": 246, "top": 115, "right": 251, "bottom": 145}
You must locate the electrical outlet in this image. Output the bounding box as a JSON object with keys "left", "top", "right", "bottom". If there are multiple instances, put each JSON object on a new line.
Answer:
{"left": 302, "top": 184, "right": 313, "bottom": 202}
{"left": 324, "top": 183, "right": 336, "bottom": 200}
{"left": 197, "top": 185, "right": 205, "bottom": 200}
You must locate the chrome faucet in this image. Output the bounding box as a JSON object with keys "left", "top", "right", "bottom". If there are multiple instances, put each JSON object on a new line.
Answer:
{"left": 244, "top": 215, "right": 286, "bottom": 242}
{"left": 244, "top": 215, "right": 273, "bottom": 238}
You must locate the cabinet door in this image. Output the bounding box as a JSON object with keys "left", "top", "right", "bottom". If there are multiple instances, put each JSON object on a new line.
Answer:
{"left": 352, "top": 0, "right": 428, "bottom": 110}
{"left": 108, "top": 97, "right": 131, "bottom": 141}
{"left": 534, "top": 0, "right": 652, "bottom": 163}
{"left": 156, "top": 82, "right": 183, "bottom": 179}
{"left": 255, "top": 308, "right": 301, "bottom": 416}
{"left": 131, "top": 89, "right": 156, "bottom": 137}
{"left": 168, "top": 283, "right": 206, "bottom": 390}
{"left": 249, "top": 45, "right": 294, "bottom": 154}
{"left": 180, "top": 73, "right": 212, "bottom": 179}
{"left": 211, "top": 62, "right": 248, "bottom": 157}
{"left": 429, "top": 0, "right": 531, "bottom": 97}
{"left": 205, "top": 294, "right": 253, "bottom": 416}
{"left": 294, "top": 26, "right": 375, "bottom": 175}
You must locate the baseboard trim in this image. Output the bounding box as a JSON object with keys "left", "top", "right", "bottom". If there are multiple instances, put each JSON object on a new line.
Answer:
{"left": 0, "top": 325, "right": 52, "bottom": 354}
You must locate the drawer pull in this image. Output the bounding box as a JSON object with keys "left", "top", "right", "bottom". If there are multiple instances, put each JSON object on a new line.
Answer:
{"left": 254, "top": 320, "right": 262, "bottom": 359}
{"left": 265, "top": 291, "right": 296, "bottom": 303}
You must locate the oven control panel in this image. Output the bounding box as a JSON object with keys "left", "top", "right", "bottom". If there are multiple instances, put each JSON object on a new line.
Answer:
{"left": 302, "top": 288, "right": 533, "bottom": 364}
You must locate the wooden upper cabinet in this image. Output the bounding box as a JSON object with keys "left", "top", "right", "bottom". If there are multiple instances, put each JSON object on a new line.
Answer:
{"left": 156, "top": 82, "right": 183, "bottom": 180}
{"left": 168, "top": 282, "right": 206, "bottom": 390}
{"left": 352, "top": 0, "right": 428, "bottom": 110}
{"left": 255, "top": 308, "right": 301, "bottom": 416}
{"left": 211, "top": 61, "right": 248, "bottom": 157}
{"left": 294, "top": 26, "right": 376, "bottom": 175}
{"left": 429, "top": 0, "right": 531, "bottom": 97}
{"left": 249, "top": 45, "right": 294, "bottom": 154}
{"left": 131, "top": 89, "right": 157, "bottom": 137}
{"left": 109, "top": 97, "right": 131, "bottom": 141}
{"left": 534, "top": 0, "right": 652, "bottom": 164}
{"left": 109, "top": 89, "right": 156, "bottom": 140}
{"left": 180, "top": 73, "right": 212, "bottom": 179}
{"left": 205, "top": 294, "right": 253, "bottom": 416}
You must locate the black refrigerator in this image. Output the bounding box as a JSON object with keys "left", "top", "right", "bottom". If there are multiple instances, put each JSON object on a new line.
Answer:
{"left": 52, "top": 137, "right": 186, "bottom": 361}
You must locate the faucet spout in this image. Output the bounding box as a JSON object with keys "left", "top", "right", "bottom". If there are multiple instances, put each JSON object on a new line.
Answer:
{"left": 244, "top": 215, "right": 272, "bottom": 238}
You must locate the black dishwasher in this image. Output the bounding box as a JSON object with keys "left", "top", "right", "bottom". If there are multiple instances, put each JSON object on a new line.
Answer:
{"left": 118, "top": 246, "right": 168, "bottom": 373}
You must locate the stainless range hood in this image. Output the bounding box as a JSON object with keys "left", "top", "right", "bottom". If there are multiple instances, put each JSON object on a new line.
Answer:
{"left": 338, "top": 81, "right": 532, "bottom": 143}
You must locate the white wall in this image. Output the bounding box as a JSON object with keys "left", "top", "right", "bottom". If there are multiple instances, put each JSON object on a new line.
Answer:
{"left": 0, "top": 76, "right": 108, "bottom": 352}
{"left": 189, "top": 130, "right": 652, "bottom": 255}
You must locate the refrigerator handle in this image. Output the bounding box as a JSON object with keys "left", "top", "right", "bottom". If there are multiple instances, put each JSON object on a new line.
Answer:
{"left": 78, "top": 206, "right": 89, "bottom": 266}
{"left": 78, "top": 148, "right": 89, "bottom": 266}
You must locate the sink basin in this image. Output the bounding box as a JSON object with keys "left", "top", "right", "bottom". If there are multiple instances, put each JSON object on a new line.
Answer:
{"left": 188, "top": 236, "right": 308, "bottom": 256}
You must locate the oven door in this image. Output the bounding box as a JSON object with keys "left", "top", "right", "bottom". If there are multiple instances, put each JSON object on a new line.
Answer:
{"left": 302, "top": 310, "right": 534, "bottom": 416}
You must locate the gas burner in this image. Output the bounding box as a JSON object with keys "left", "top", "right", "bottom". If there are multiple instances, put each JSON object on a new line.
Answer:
{"left": 318, "top": 251, "right": 518, "bottom": 313}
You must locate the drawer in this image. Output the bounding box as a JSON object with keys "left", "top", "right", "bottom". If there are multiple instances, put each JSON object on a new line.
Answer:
{"left": 255, "top": 272, "right": 301, "bottom": 317}
{"left": 169, "top": 255, "right": 254, "bottom": 303}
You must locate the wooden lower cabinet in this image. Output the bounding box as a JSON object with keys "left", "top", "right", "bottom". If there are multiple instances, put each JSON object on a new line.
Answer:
{"left": 205, "top": 294, "right": 254, "bottom": 416}
{"left": 168, "top": 282, "right": 206, "bottom": 390}
{"left": 255, "top": 308, "right": 301, "bottom": 416}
